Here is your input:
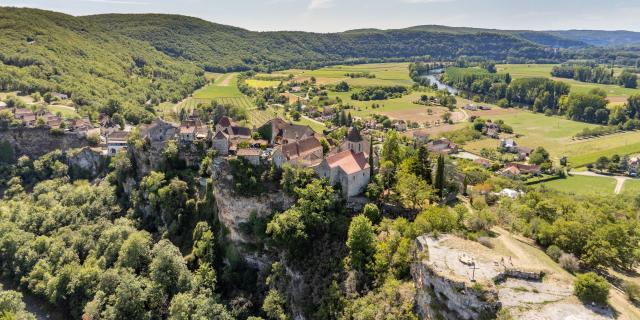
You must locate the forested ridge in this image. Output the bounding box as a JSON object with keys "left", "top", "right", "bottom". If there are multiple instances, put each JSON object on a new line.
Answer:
{"left": 0, "top": 8, "right": 206, "bottom": 119}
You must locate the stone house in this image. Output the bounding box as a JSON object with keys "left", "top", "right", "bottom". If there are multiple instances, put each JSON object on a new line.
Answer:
{"left": 412, "top": 130, "right": 430, "bottom": 145}
{"left": 106, "top": 131, "right": 129, "bottom": 155}
{"left": 272, "top": 135, "right": 323, "bottom": 168}
{"left": 212, "top": 131, "right": 230, "bottom": 156}
{"left": 266, "top": 118, "right": 315, "bottom": 145}
{"left": 179, "top": 119, "right": 209, "bottom": 143}
{"left": 394, "top": 120, "right": 407, "bottom": 132}
{"left": 427, "top": 138, "right": 458, "bottom": 155}
{"left": 237, "top": 148, "right": 262, "bottom": 166}
{"left": 316, "top": 149, "right": 370, "bottom": 198}
{"left": 212, "top": 116, "right": 252, "bottom": 155}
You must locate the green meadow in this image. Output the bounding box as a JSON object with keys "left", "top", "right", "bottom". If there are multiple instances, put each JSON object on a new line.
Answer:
{"left": 463, "top": 110, "right": 640, "bottom": 167}
{"left": 536, "top": 175, "right": 617, "bottom": 195}
{"left": 286, "top": 63, "right": 414, "bottom": 87}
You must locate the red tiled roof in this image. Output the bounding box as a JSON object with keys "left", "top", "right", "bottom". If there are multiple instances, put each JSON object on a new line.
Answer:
{"left": 325, "top": 150, "right": 369, "bottom": 175}
{"left": 281, "top": 136, "right": 322, "bottom": 160}
{"left": 217, "top": 116, "right": 232, "bottom": 127}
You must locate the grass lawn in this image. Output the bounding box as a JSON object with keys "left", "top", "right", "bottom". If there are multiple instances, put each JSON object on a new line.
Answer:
{"left": 621, "top": 179, "right": 640, "bottom": 196}
{"left": 497, "top": 64, "right": 640, "bottom": 105}
{"left": 463, "top": 110, "right": 640, "bottom": 167}
{"left": 536, "top": 175, "right": 617, "bottom": 195}
{"left": 285, "top": 63, "right": 413, "bottom": 87}
{"left": 46, "top": 105, "right": 78, "bottom": 118}
{"left": 246, "top": 79, "right": 281, "bottom": 89}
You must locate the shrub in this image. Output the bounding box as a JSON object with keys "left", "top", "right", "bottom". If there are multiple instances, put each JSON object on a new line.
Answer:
{"left": 478, "top": 237, "right": 493, "bottom": 248}
{"left": 546, "top": 245, "right": 562, "bottom": 262}
{"left": 559, "top": 253, "right": 580, "bottom": 273}
{"left": 574, "top": 272, "right": 610, "bottom": 304}
{"left": 622, "top": 281, "right": 640, "bottom": 303}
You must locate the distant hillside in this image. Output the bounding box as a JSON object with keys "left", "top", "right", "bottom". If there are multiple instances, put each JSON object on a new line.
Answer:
{"left": 550, "top": 30, "right": 640, "bottom": 47}
{"left": 85, "top": 14, "right": 559, "bottom": 72}
{"left": 0, "top": 7, "right": 204, "bottom": 119}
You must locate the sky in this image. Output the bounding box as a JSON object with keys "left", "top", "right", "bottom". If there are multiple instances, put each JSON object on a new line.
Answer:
{"left": 3, "top": 0, "right": 640, "bottom": 32}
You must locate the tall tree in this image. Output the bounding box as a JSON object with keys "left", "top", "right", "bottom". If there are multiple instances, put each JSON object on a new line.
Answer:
{"left": 416, "top": 145, "right": 432, "bottom": 184}
{"left": 347, "top": 215, "right": 376, "bottom": 274}
{"left": 434, "top": 154, "right": 446, "bottom": 199}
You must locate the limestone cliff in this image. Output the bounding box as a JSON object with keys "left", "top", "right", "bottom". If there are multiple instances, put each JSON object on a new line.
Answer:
{"left": 211, "top": 158, "right": 294, "bottom": 246}
{"left": 0, "top": 128, "right": 88, "bottom": 160}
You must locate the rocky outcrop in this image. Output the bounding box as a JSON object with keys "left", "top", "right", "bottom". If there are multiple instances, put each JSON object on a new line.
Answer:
{"left": 67, "top": 147, "right": 107, "bottom": 179}
{"left": 212, "top": 158, "right": 294, "bottom": 244}
{"left": 0, "top": 127, "right": 88, "bottom": 160}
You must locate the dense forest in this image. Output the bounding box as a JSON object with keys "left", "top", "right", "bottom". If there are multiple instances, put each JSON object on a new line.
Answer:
{"left": 0, "top": 8, "right": 206, "bottom": 119}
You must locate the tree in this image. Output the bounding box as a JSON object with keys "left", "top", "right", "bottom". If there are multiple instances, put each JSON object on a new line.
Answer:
{"left": 574, "top": 273, "right": 610, "bottom": 305}
{"left": 149, "top": 240, "right": 192, "bottom": 300}
{"left": 434, "top": 154, "right": 446, "bottom": 199}
{"left": 395, "top": 171, "right": 433, "bottom": 210}
{"left": 192, "top": 222, "right": 215, "bottom": 265}
{"left": 595, "top": 156, "right": 610, "bottom": 171}
{"left": 528, "top": 147, "right": 550, "bottom": 165}
{"left": 335, "top": 81, "right": 350, "bottom": 92}
{"left": 381, "top": 131, "right": 401, "bottom": 165}
{"left": 117, "top": 231, "right": 152, "bottom": 273}
{"left": 262, "top": 290, "right": 288, "bottom": 320}
{"left": 362, "top": 203, "right": 381, "bottom": 225}
{"left": 346, "top": 215, "right": 376, "bottom": 274}
{"left": 416, "top": 145, "right": 432, "bottom": 184}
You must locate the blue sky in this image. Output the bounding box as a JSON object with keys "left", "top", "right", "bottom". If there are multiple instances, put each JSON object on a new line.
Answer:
{"left": 3, "top": 0, "right": 640, "bottom": 32}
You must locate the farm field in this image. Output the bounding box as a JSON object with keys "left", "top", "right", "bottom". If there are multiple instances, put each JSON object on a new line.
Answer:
{"left": 328, "top": 90, "right": 464, "bottom": 124}
{"left": 536, "top": 175, "right": 617, "bottom": 195}
{"left": 193, "top": 73, "right": 242, "bottom": 99}
{"left": 463, "top": 110, "right": 640, "bottom": 167}
{"left": 246, "top": 79, "right": 281, "bottom": 89}
{"left": 246, "top": 106, "right": 326, "bottom": 133}
{"left": 285, "top": 63, "right": 413, "bottom": 87}
{"left": 497, "top": 64, "right": 640, "bottom": 105}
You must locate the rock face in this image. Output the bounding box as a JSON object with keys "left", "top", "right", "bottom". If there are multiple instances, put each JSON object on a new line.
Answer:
{"left": 212, "top": 158, "right": 294, "bottom": 245}
{"left": 67, "top": 147, "right": 107, "bottom": 178}
{"left": 0, "top": 128, "right": 88, "bottom": 160}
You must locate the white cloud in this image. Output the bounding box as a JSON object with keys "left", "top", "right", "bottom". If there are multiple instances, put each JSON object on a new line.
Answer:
{"left": 309, "top": 0, "right": 334, "bottom": 10}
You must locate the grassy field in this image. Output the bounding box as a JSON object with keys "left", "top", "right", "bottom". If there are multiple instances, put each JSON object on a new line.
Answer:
{"left": 621, "top": 179, "right": 640, "bottom": 196}
{"left": 497, "top": 64, "right": 640, "bottom": 105}
{"left": 463, "top": 110, "right": 640, "bottom": 167}
{"left": 285, "top": 63, "right": 413, "bottom": 87}
{"left": 245, "top": 79, "right": 281, "bottom": 89}
{"left": 46, "top": 105, "right": 78, "bottom": 118}
{"left": 244, "top": 106, "right": 326, "bottom": 133}
{"left": 536, "top": 175, "right": 617, "bottom": 195}
{"left": 193, "top": 73, "right": 242, "bottom": 99}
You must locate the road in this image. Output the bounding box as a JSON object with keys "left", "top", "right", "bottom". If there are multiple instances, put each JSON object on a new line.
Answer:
{"left": 571, "top": 170, "right": 636, "bottom": 194}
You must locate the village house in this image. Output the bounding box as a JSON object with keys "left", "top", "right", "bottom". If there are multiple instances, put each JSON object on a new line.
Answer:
{"left": 485, "top": 123, "right": 500, "bottom": 139}
{"left": 139, "top": 119, "right": 179, "bottom": 148}
{"left": 394, "top": 120, "right": 407, "bottom": 132}
{"left": 106, "top": 131, "right": 129, "bottom": 155}
{"left": 237, "top": 148, "right": 262, "bottom": 166}
{"left": 272, "top": 135, "right": 323, "bottom": 168}
{"left": 411, "top": 130, "right": 430, "bottom": 145}
{"left": 499, "top": 138, "right": 518, "bottom": 152}
{"left": 427, "top": 138, "right": 458, "bottom": 155}
{"left": 479, "top": 105, "right": 492, "bottom": 111}
{"left": 13, "top": 108, "right": 36, "bottom": 126}
{"left": 464, "top": 104, "right": 478, "bottom": 111}
{"left": 51, "top": 92, "right": 69, "bottom": 100}
{"left": 316, "top": 149, "right": 370, "bottom": 198}
{"left": 500, "top": 162, "right": 541, "bottom": 178}
{"left": 212, "top": 116, "right": 252, "bottom": 155}
{"left": 179, "top": 119, "right": 210, "bottom": 143}
{"left": 474, "top": 158, "right": 492, "bottom": 168}
{"left": 265, "top": 118, "right": 315, "bottom": 145}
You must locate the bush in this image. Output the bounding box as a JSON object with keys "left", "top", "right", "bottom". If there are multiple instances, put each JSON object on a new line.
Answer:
{"left": 559, "top": 253, "right": 580, "bottom": 273}
{"left": 622, "top": 281, "right": 640, "bottom": 303}
{"left": 574, "top": 272, "right": 610, "bottom": 304}
{"left": 546, "top": 245, "right": 562, "bottom": 261}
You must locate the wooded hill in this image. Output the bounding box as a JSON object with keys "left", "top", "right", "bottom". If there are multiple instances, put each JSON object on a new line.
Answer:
{"left": 2, "top": 7, "right": 640, "bottom": 110}
{"left": 0, "top": 8, "right": 205, "bottom": 118}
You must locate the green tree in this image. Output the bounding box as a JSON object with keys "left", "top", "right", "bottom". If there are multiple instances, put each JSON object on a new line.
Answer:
{"left": 574, "top": 272, "right": 610, "bottom": 305}
{"left": 262, "top": 290, "right": 288, "bottom": 320}
{"left": 434, "top": 154, "right": 446, "bottom": 199}
{"left": 346, "top": 215, "right": 376, "bottom": 273}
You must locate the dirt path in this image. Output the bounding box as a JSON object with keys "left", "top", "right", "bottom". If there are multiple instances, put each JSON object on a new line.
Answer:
{"left": 218, "top": 73, "right": 233, "bottom": 86}
{"left": 571, "top": 171, "right": 634, "bottom": 194}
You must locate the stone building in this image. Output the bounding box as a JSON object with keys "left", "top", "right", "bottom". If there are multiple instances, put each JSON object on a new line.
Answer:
{"left": 272, "top": 135, "right": 323, "bottom": 168}
{"left": 265, "top": 118, "right": 315, "bottom": 145}
{"left": 315, "top": 149, "right": 370, "bottom": 198}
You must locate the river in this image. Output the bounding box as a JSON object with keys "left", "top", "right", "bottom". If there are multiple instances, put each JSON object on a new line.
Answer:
{"left": 0, "top": 277, "right": 68, "bottom": 320}
{"left": 421, "top": 68, "right": 458, "bottom": 95}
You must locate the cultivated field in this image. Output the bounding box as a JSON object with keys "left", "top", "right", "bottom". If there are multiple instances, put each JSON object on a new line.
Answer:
{"left": 497, "top": 64, "right": 640, "bottom": 105}
{"left": 193, "top": 73, "right": 243, "bottom": 99}
{"left": 47, "top": 105, "right": 78, "bottom": 118}
{"left": 245, "top": 79, "right": 281, "bottom": 89}
{"left": 285, "top": 63, "right": 414, "bottom": 87}
{"left": 621, "top": 179, "right": 640, "bottom": 196}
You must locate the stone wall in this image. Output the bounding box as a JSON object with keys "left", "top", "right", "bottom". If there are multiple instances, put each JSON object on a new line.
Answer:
{"left": 0, "top": 128, "right": 88, "bottom": 160}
